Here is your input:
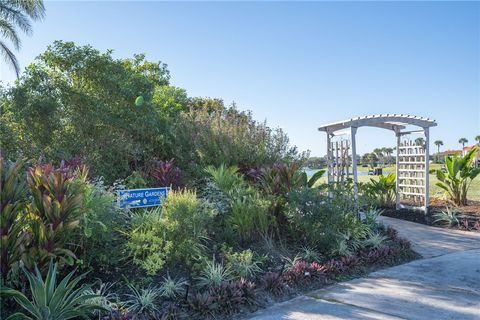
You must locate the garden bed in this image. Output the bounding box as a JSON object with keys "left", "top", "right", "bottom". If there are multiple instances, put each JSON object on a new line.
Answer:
{"left": 382, "top": 199, "right": 480, "bottom": 232}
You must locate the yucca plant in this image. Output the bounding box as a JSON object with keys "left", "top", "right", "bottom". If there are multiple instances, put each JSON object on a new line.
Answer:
{"left": 432, "top": 147, "right": 480, "bottom": 205}
{"left": 24, "top": 163, "right": 88, "bottom": 269}
{"left": 0, "top": 261, "right": 105, "bottom": 320}
{"left": 0, "top": 158, "right": 27, "bottom": 281}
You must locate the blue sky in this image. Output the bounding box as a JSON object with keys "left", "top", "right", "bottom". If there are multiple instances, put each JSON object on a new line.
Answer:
{"left": 1, "top": 1, "right": 479, "bottom": 156}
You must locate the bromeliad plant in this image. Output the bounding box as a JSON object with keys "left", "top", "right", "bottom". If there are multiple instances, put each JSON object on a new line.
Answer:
{"left": 432, "top": 147, "right": 480, "bottom": 205}
{"left": 0, "top": 261, "right": 105, "bottom": 320}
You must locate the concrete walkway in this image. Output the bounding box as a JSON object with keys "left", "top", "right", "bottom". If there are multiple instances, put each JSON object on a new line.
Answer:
{"left": 248, "top": 217, "right": 480, "bottom": 320}
{"left": 378, "top": 216, "right": 480, "bottom": 258}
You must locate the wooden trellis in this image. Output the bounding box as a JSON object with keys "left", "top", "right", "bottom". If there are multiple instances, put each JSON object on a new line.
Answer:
{"left": 396, "top": 140, "right": 428, "bottom": 210}
{"left": 327, "top": 139, "right": 351, "bottom": 183}
{"left": 319, "top": 114, "right": 437, "bottom": 213}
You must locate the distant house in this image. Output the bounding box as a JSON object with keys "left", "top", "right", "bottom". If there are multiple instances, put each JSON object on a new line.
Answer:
{"left": 437, "top": 147, "right": 478, "bottom": 166}
{"left": 438, "top": 149, "right": 462, "bottom": 157}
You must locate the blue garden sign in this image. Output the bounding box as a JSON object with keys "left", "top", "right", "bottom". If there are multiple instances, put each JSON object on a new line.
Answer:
{"left": 117, "top": 187, "right": 170, "bottom": 209}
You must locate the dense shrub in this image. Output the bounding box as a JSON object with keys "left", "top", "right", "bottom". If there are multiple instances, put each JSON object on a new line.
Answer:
{"left": 1, "top": 41, "right": 171, "bottom": 183}
{"left": 206, "top": 164, "right": 274, "bottom": 243}
{"left": 171, "top": 99, "right": 303, "bottom": 179}
{"left": 286, "top": 187, "right": 371, "bottom": 256}
{"left": 126, "top": 190, "right": 214, "bottom": 275}
{"left": 76, "top": 178, "right": 128, "bottom": 270}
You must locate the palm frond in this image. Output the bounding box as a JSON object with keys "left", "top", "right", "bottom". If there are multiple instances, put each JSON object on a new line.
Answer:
{"left": 0, "top": 39, "right": 19, "bottom": 77}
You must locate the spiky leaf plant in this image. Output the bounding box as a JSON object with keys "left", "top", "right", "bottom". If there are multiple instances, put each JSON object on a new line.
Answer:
{"left": 24, "top": 163, "right": 88, "bottom": 269}
{"left": 124, "top": 285, "right": 161, "bottom": 319}
{"left": 0, "top": 158, "right": 27, "bottom": 281}
{"left": 158, "top": 275, "right": 188, "bottom": 300}
{"left": 196, "top": 259, "right": 233, "bottom": 288}
{"left": 0, "top": 261, "right": 104, "bottom": 320}
{"left": 433, "top": 207, "right": 459, "bottom": 227}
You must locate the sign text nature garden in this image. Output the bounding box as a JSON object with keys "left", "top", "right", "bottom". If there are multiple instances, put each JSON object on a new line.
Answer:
{"left": 117, "top": 187, "right": 170, "bottom": 209}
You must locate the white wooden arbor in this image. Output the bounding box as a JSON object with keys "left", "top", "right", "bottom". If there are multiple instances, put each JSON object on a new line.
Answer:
{"left": 318, "top": 114, "right": 437, "bottom": 212}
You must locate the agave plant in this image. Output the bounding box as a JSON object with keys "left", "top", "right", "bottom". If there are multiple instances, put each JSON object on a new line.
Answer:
{"left": 433, "top": 207, "right": 459, "bottom": 227}
{"left": 0, "top": 261, "right": 104, "bottom": 320}
{"left": 432, "top": 147, "right": 480, "bottom": 205}
{"left": 0, "top": 158, "right": 27, "bottom": 281}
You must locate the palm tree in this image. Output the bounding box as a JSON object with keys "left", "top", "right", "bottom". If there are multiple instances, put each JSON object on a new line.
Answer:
{"left": 383, "top": 147, "right": 394, "bottom": 165}
{"left": 0, "top": 0, "right": 45, "bottom": 78}
{"left": 459, "top": 137, "right": 468, "bottom": 148}
{"left": 415, "top": 137, "right": 424, "bottom": 146}
{"left": 475, "top": 135, "right": 480, "bottom": 146}
{"left": 434, "top": 140, "right": 443, "bottom": 163}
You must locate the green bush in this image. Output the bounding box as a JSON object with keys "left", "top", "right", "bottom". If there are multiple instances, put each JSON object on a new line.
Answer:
{"left": 126, "top": 190, "right": 214, "bottom": 275}
{"left": 77, "top": 179, "right": 128, "bottom": 269}
{"left": 206, "top": 164, "right": 274, "bottom": 243}
{"left": 171, "top": 99, "right": 303, "bottom": 179}
{"left": 126, "top": 207, "right": 173, "bottom": 276}
{"left": 286, "top": 188, "right": 371, "bottom": 256}
{"left": 227, "top": 195, "right": 272, "bottom": 243}
{"left": 224, "top": 249, "right": 263, "bottom": 280}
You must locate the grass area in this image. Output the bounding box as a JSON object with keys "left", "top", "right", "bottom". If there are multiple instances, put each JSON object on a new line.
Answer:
{"left": 312, "top": 163, "right": 480, "bottom": 201}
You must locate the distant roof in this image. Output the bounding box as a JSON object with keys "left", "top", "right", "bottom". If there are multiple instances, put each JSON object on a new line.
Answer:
{"left": 318, "top": 114, "right": 437, "bottom": 133}
{"left": 440, "top": 150, "right": 462, "bottom": 155}
{"left": 464, "top": 145, "right": 479, "bottom": 150}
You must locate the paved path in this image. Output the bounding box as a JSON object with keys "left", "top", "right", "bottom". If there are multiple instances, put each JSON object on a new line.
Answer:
{"left": 378, "top": 216, "right": 480, "bottom": 258}
{"left": 248, "top": 217, "right": 480, "bottom": 320}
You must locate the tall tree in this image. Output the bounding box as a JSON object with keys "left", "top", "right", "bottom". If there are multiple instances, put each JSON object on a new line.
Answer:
{"left": 0, "top": 0, "right": 45, "bottom": 78}
{"left": 459, "top": 137, "right": 468, "bottom": 148}
{"left": 415, "top": 137, "right": 424, "bottom": 146}
{"left": 434, "top": 140, "right": 443, "bottom": 163}
{"left": 475, "top": 135, "right": 480, "bottom": 146}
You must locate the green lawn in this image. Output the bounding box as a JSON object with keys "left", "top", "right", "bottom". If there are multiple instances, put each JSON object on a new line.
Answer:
{"left": 312, "top": 163, "right": 480, "bottom": 201}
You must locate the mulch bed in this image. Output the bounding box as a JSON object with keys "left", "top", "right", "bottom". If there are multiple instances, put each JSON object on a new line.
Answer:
{"left": 381, "top": 199, "right": 480, "bottom": 232}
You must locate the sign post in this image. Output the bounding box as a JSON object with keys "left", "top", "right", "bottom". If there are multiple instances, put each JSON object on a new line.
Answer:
{"left": 117, "top": 187, "right": 170, "bottom": 209}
